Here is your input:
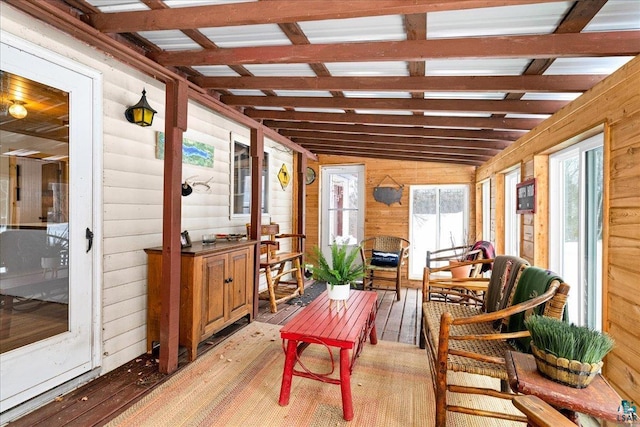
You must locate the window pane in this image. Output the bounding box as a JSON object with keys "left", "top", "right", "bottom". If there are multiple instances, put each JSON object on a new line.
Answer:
{"left": 327, "top": 172, "right": 359, "bottom": 244}
{"left": 232, "top": 142, "right": 268, "bottom": 215}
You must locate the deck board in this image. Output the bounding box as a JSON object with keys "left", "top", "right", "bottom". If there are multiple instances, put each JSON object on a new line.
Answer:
{"left": 8, "top": 285, "right": 421, "bottom": 426}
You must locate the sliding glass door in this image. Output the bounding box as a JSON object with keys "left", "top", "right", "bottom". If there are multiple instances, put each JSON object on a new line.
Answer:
{"left": 549, "top": 134, "right": 604, "bottom": 329}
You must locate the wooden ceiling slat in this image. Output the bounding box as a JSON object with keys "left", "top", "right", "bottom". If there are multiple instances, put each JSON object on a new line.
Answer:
{"left": 192, "top": 75, "right": 605, "bottom": 93}
{"left": 288, "top": 133, "right": 507, "bottom": 152}
{"left": 222, "top": 96, "right": 567, "bottom": 115}
{"left": 153, "top": 32, "right": 640, "bottom": 66}
{"left": 87, "top": 0, "right": 563, "bottom": 33}
{"left": 267, "top": 121, "right": 522, "bottom": 142}
{"left": 245, "top": 109, "right": 544, "bottom": 131}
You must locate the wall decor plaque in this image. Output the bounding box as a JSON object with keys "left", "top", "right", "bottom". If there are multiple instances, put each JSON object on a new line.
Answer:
{"left": 373, "top": 175, "right": 404, "bottom": 206}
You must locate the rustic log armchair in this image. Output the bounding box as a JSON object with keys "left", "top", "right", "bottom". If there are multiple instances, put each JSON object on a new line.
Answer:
{"left": 422, "top": 262, "right": 570, "bottom": 426}
{"left": 359, "top": 235, "right": 410, "bottom": 300}
{"left": 249, "top": 223, "right": 305, "bottom": 313}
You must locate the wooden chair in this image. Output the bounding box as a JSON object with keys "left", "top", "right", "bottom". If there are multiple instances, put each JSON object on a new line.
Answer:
{"left": 421, "top": 264, "right": 570, "bottom": 427}
{"left": 359, "top": 236, "right": 410, "bottom": 300}
{"left": 249, "top": 223, "right": 305, "bottom": 313}
{"left": 512, "top": 395, "right": 576, "bottom": 427}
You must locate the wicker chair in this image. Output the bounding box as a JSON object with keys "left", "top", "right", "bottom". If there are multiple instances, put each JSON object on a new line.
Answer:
{"left": 359, "top": 236, "right": 410, "bottom": 300}
{"left": 422, "top": 264, "right": 570, "bottom": 426}
{"left": 249, "top": 223, "right": 305, "bottom": 313}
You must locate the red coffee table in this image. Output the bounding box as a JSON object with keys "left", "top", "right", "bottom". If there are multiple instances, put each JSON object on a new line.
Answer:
{"left": 278, "top": 290, "right": 378, "bottom": 421}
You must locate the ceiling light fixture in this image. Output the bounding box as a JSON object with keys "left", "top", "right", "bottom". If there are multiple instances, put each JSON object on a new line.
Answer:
{"left": 9, "top": 100, "right": 27, "bottom": 119}
{"left": 124, "top": 89, "right": 157, "bottom": 127}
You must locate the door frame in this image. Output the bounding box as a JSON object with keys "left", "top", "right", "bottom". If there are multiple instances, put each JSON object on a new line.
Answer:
{"left": 319, "top": 164, "right": 365, "bottom": 260}
{"left": 0, "top": 31, "right": 103, "bottom": 416}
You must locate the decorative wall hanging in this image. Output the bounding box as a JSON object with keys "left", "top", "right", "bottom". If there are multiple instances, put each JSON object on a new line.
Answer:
{"left": 156, "top": 132, "right": 214, "bottom": 168}
{"left": 516, "top": 178, "right": 536, "bottom": 214}
{"left": 278, "top": 163, "right": 290, "bottom": 190}
{"left": 373, "top": 175, "right": 404, "bottom": 206}
{"left": 305, "top": 167, "right": 316, "bottom": 185}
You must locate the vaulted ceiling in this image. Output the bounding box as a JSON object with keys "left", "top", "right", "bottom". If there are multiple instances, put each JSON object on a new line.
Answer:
{"left": 6, "top": 0, "right": 640, "bottom": 165}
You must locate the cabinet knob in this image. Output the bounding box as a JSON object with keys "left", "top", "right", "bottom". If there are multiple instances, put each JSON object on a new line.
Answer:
{"left": 225, "top": 277, "right": 233, "bottom": 283}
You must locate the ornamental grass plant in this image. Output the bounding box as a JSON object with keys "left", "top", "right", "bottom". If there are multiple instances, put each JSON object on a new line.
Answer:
{"left": 524, "top": 315, "right": 614, "bottom": 364}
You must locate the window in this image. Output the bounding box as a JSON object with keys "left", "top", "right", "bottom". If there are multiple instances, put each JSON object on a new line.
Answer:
{"left": 231, "top": 140, "right": 269, "bottom": 216}
{"left": 504, "top": 169, "right": 521, "bottom": 256}
{"left": 550, "top": 133, "right": 603, "bottom": 329}
{"left": 481, "top": 179, "right": 491, "bottom": 242}
{"left": 409, "top": 185, "right": 469, "bottom": 279}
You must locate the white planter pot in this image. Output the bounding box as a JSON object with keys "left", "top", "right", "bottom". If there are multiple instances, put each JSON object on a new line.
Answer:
{"left": 326, "top": 283, "right": 350, "bottom": 301}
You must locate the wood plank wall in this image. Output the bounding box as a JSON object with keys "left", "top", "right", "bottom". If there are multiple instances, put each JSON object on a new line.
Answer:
{"left": 304, "top": 155, "right": 476, "bottom": 288}
{"left": 477, "top": 55, "right": 640, "bottom": 404}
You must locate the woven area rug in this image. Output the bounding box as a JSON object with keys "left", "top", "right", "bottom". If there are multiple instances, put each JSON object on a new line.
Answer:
{"left": 107, "top": 322, "right": 434, "bottom": 427}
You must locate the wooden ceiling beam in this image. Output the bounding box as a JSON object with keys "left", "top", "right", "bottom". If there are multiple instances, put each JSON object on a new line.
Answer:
{"left": 287, "top": 134, "right": 506, "bottom": 153}
{"left": 192, "top": 74, "right": 605, "bottom": 93}
{"left": 153, "top": 31, "right": 640, "bottom": 66}
{"left": 222, "top": 96, "right": 567, "bottom": 115}
{"left": 246, "top": 109, "right": 543, "bottom": 131}
{"left": 297, "top": 145, "right": 486, "bottom": 166}
{"left": 267, "top": 121, "right": 523, "bottom": 142}
{"left": 86, "top": 0, "right": 562, "bottom": 33}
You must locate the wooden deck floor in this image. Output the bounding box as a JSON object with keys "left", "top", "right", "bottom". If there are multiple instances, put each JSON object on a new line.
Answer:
{"left": 7, "top": 286, "right": 422, "bottom": 426}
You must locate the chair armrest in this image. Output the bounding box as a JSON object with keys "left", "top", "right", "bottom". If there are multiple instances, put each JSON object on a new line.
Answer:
{"left": 276, "top": 233, "right": 305, "bottom": 239}
{"left": 512, "top": 396, "right": 576, "bottom": 427}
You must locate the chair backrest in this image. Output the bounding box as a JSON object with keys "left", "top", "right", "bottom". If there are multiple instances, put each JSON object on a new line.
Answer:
{"left": 246, "top": 223, "right": 281, "bottom": 258}
{"left": 360, "top": 235, "right": 410, "bottom": 268}
{"left": 484, "top": 255, "right": 530, "bottom": 313}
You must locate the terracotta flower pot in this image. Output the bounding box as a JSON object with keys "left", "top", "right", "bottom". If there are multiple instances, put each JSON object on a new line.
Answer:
{"left": 449, "top": 260, "right": 472, "bottom": 278}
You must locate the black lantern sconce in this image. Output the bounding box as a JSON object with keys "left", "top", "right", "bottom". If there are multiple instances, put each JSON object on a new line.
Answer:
{"left": 124, "top": 89, "right": 157, "bottom": 127}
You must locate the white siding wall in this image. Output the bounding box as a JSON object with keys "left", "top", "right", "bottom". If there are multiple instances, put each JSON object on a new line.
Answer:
{"left": 1, "top": 5, "right": 293, "bottom": 374}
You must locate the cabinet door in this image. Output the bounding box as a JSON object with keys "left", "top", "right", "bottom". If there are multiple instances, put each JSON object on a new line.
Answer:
{"left": 228, "top": 247, "right": 251, "bottom": 319}
{"left": 201, "top": 254, "right": 226, "bottom": 337}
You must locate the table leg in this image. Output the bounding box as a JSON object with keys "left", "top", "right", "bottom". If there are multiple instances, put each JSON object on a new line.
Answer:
{"left": 279, "top": 339, "right": 298, "bottom": 406}
{"left": 369, "top": 310, "right": 378, "bottom": 345}
{"left": 339, "top": 348, "right": 354, "bottom": 421}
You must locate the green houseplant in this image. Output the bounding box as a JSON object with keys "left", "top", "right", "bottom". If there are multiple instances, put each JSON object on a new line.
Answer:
{"left": 524, "top": 315, "right": 614, "bottom": 388}
{"left": 309, "top": 243, "right": 364, "bottom": 304}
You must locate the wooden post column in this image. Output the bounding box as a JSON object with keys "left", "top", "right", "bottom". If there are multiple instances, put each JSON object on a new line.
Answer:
{"left": 159, "top": 79, "right": 188, "bottom": 374}
{"left": 250, "top": 127, "right": 264, "bottom": 319}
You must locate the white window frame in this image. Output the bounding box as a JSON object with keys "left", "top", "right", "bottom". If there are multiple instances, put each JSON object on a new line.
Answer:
{"left": 230, "top": 133, "right": 270, "bottom": 218}
{"left": 408, "top": 184, "right": 470, "bottom": 280}
{"left": 549, "top": 133, "right": 604, "bottom": 329}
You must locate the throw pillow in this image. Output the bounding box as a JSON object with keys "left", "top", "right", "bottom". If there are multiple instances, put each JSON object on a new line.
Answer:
{"left": 370, "top": 250, "right": 400, "bottom": 267}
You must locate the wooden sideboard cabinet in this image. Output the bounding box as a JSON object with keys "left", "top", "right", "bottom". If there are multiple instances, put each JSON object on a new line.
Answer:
{"left": 145, "top": 240, "right": 256, "bottom": 361}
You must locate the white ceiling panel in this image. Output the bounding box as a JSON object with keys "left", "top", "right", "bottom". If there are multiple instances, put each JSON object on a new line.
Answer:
{"left": 325, "top": 61, "right": 409, "bottom": 76}
{"left": 294, "top": 107, "right": 347, "bottom": 114}
{"left": 521, "top": 93, "right": 581, "bottom": 101}
{"left": 191, "top": 65, "right": 240, "bottom": 76}
{"left": 427, "top": 2, "right": 573, "bottom": 38}
{"left": 343, "top": 91, "right": 412, "bottom": 99}
{"left": 423, "top": 112, "right": 492, "bottom": 118}
{"left": 138, "top": 30, "right": 202, "bottom": 51}
{"left": 272, "top": 90, "right": 333, "bottom": 97}
{"left": 505, "top": 113, "right": 552, "bottom": 119}
{"left": 584, "top": 0, "right": 640, "bottom": 31}
{"left": 243, "top": 64, "right": 317, "bottom": 77}
{"left": 200, "top": 24, "right": 290, "bottom": 47}
{"left": 299, "top": 15, "right": 406, "bottom": 43}
{"left": 86, "top": 0, "right": 148, "bottom": 12}
{"left": 544, "top": 57, "right": 635, "bottom": 75}
{"left": 423, "top": 92, "right": 506, "bottom": 100}
{"left": 425, "top": 59, "right": 530, "bottom": 76}
{"left": 227, "top": 90, "right": 267, "bottom": 96}
{"left": 354, "top": 110, "right": 413, "bottom": 115}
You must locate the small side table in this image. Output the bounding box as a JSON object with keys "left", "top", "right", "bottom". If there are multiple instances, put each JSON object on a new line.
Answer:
{"left": 505, "top": 350, "right": 622, "bottom": 424}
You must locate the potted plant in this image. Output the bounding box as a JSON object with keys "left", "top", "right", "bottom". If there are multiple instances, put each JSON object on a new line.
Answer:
{"left": 524, "top": 315, "right": 614, "bottom": 389}
{"left": 448, "top": 231, "right": 475, "bottom": 278}
{"left": 309, "top": 243, "right": 364, "bottom": 307}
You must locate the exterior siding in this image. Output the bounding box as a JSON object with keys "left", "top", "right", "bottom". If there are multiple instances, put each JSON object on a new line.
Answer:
{"left": 1, "top": 6, "right": 293, "bottom": 375}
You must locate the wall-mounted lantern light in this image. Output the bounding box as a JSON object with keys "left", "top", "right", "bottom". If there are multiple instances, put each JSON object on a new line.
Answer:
{"left": 9, "top": 100, "right": 27, "bottom": 119}
{"left": 124, "top": 89, "right": 156, "bottom": 127}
